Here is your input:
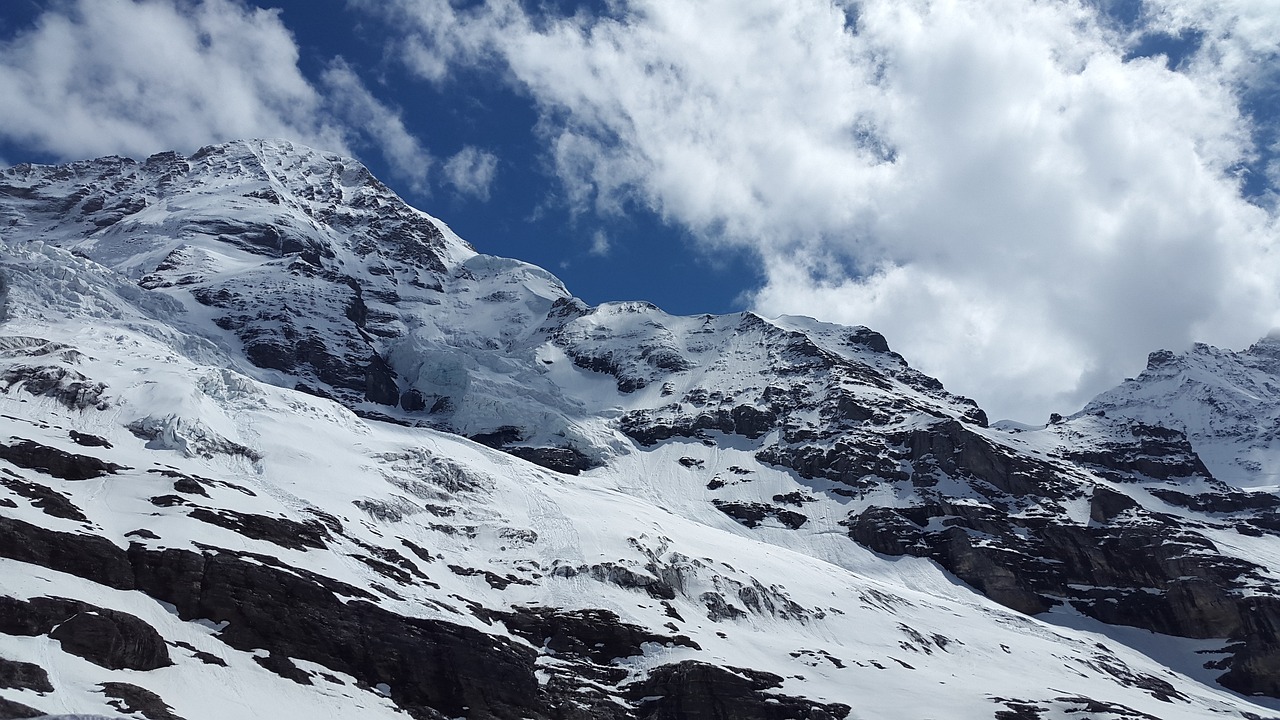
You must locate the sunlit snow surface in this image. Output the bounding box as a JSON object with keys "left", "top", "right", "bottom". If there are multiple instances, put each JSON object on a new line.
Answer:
{"left": 0, "top": 142, "right": 1277, "bottom": 719}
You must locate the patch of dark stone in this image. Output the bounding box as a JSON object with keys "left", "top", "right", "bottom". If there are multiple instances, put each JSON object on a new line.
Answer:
{"left": 254, "top": 652, "right": 314, "bottom": 685}
{"left": 1049, "top": 695, "right": 1162, "bottom": 720}
{"left": 701, "top": 592, "right": 747, "bottom": 622}
{"left": 0, "top": 516, "right": 548, "bottom": 718}
{"left": 844, "top": 498, "right": 1280, "bottom": 697}
{"left": 170, "top": 640, "right": 227, "bottom": 667}
{"left": 147, "top": 468, "right": 256, "bottom": 497}
{"left": 712, "top": 500, "right": 808, "bottom": 530}
{"left": 1066, "top": 423, "right": 1213, "bottom": 483}
{"left": 354, "top": 554, "right": 437, "bottom": 588}
{"left": 550, "top": 562, "right": 677, "bottom": 600}
{"left": 476, "top": 606, "right": 699, "bottom": 666}
{"left": 0, "top": 438, "right": 124, "bottom": 481}
{"left": 772, "top": 491, "right": 816, "bottom": 507}
{"left": 100, "top": 681, "right": 185, "bottom": 720}
{"left": 1148, "top": 487, "right": 1280, "bottom": 514}
{"left": 149, "top": 494, "right": 187, "bottom": 507}
{"left": 470, "top": 427, "right": 598, "bottom": 475}
{"left": 623, "top": 661, "right": 851, "bottom": 720}
{"left": 69, "top": 430, "right": 112, "bottom": 448}
{"left": 186, "top": 507, "right": 329, "bottom": 551}
{"left": 0, "top": 595, "right": 172, "bottom": 671}
{"left": 447, "top": 564, "right": 533, "bottom": 590}
{"left": 171, "top": 476, "right": 209, "bottom": 497}
{"left": 400, "top": 538, "right": 435, "bottom": 564}
{"left": 0, "top": 365, "right": 107, "bottom": 410}
{"left": 0, "top": 697, "right": 43, "bottom": 719}
{"left": 506, "top": 445, "right": 599, "bottom": 475}
{"left": 993, "top": 699, "right": 1047, "bottom": 720}
{"left": 0, "top": 656, "right": 52, "bottom": 693}
{"left": 0, "top": 472, "right": 88, "bottom": 522}
{"left": 1089, "top": 486, "right": 1139, "bottom": 523}
{"left": 621, "top": 405, "right": 779, "bottom": 445}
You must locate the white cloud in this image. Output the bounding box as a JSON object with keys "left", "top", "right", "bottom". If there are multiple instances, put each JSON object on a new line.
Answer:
{"left": 0, "top": 0, "right": 431, "bottom": 194}
{"left": 0, "top": 0, "right": 343, "bottom": 158}
{"left": 321, "top": 59, "right": 432, "bottom": 194}
{"left": 442, "top": 146, "right": 498, "bottom": 200}
{"left": 589, "top": 230, "right": 611, "bottom": 256}
{"left": 370, "top": 0, "right": 1280, "bottom": 422}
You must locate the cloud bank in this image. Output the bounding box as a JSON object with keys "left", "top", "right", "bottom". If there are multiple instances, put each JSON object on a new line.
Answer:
{"left": 371, "top": 0, "right": 1280, "bottom": 421}
{"left": 0, "top": 0, "right": 431, "bottom": 193}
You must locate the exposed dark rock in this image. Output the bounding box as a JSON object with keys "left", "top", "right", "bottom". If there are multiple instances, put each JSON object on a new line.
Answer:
{"left": 0, "top": 516, "right": 135, "bottom": 589}
{"left": 551, "top": 562, "right": 677, "bottom": 600}
{"left": 0, "top": 473, "right": 88, "bottom": 522}
{"left": 0, "top": 365, "right": 107, "bottom": 410}
{"left": 50, "top": 607, "right": 173, "bottom": 671}
{"left": 713, "top": 501, "right": 808, "bottom": 530}
{"left": 364, "top": 355, "right": 399, "bottom": 406}
{"left": 150, "top": 494, "right": 187, "bottom": 507}
{"left": 1148, "top": 488, "right": 1280, "bottom": 513}
{"left": 126, "top": 545, "right": 546, "bottom": 719}
{"left": 399, "top": 388, "right": 426, "bottom": 411}
{"left": 185, "top": 647, "right": 227, "bottom": 667}
{"left": 254, "top": 653, "right": 313, "bottom": 685}
{"left": 0, "top": 439, "right": 124, "bottom": 481}
{"left": 470, "top": 426, "right": 525, "bottom": 448}
{"left": 478, "top": 606, "right": 698, "bottom": 666}
{"left": 505, "top": 445, "right": 599, "bottom": 475}
{"left": 171, "top": 476, "right": 209, "bottom": 497}
{"left": 0, "top": 595, "right": 171, "bottom": 671}
{"left": 0, "top": 697, "right": 42, "bottom": 719}
{"left": 623, "top": 661, "right": 850, "bottom": 720}
{"left": 621, "top": 405, "right": 778, "bottom": 445}
{"left": 100, "top": 681, "right": 185, "bottom": 720}
{"left": 1066, "top": 423, "right": 1212, "bottom": 482}
{"left": 0, "top": 656, "right": 52, "bottom": 693}
{"left": 701, "top": 592, "right": 747, "bottom": 621}
{"left": 1090, "top": 486, "right": 1139, "bottom": 523}
{"left": 187, "top": 508, "right": 329, "bottom": 551}
{"left": 843, "top": 495, "right": 1280, "bottom": 694}
{"left": 447, "top": 564, "right": 527, "bottom": 590}
{"left": 69, "top": 430, "right": 112, "bottom": 448}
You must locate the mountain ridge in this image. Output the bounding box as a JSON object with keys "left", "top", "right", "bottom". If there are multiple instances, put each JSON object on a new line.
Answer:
{"left": 1, "top": 140, "right": 1278, "bottom": 720}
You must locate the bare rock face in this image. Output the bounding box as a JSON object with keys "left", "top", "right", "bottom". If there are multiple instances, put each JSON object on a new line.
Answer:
{"left": 0, "top": 438, "right": 125, "bottom": 481}
{"left": 0, "top": 595, "right": 171, "bottom": 671}
{"left": 623, "top": 661, "right": 851, "bottom": 720}
{"left": 0, "top": 656, "right": 52, "bottom": 693}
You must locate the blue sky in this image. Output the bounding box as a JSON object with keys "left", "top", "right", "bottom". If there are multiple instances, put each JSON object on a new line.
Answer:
{"left": 1, "top": 0, "right": 1278, "bottom": 423}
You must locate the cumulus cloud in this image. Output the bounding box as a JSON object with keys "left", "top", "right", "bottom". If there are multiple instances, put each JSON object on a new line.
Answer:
{"left": 0, "top": 0, "right": 431, "bottom": 193}
{"left": 442, "top": 146, "right": 498, "bottom": 200}
{"left": 369, "top": 0, "right": 1280, "bottom": 422}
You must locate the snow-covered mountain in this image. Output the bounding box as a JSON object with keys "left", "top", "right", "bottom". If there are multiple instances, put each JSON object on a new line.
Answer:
{"left": 1, "top": 140, "right": 1278, "bottom": 720}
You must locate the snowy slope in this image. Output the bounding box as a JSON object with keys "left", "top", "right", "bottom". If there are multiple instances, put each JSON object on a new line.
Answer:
{"left": 1, "top": 142, "right": 1278, "bottom": 720}
{"left": 1077, "top": 338, "right": 1280, "bottom": 489}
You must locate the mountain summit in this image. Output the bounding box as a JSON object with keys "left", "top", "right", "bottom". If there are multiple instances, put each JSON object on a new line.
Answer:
{"left": 1, "top": 141, "right": 1278, "bottom": 720}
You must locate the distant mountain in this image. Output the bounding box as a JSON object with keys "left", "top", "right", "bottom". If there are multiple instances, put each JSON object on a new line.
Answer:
{"left": 0, "top": 140, "right": 1277, "bottom": 720}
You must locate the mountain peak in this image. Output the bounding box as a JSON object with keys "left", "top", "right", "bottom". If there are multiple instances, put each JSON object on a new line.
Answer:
{"left": 3, "top": 144, "right": 1280, "bottom": 719}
